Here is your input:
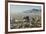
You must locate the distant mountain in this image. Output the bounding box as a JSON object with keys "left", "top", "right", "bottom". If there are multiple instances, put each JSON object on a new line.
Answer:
{"left": 23, "top": 9, "right": 41, "bottom": 13}
{"left": 23, "top": 10, "right": 32, "bottom": 13}
{"left": 32, "top": 9, "right": 41, "bottom": 11}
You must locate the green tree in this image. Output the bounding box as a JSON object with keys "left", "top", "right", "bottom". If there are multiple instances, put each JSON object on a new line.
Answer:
{"left": 31, "top": 16, "right": 41, "bottom": 28}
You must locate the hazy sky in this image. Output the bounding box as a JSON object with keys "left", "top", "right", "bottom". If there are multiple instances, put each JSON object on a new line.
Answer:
{"left": 10, "top": 5, "right": 41, "bottom": 14}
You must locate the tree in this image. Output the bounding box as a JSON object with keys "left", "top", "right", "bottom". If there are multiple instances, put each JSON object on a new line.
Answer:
{"left": 23, "top": 16, "right": 30, "bottom": 22}
{"left": 31, "top": 16, "right": 41, "bottom": 27}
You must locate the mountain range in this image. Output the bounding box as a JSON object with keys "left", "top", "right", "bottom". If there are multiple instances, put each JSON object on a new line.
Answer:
{"left": 23, "top": 9, "right": 41, "bottom": 13}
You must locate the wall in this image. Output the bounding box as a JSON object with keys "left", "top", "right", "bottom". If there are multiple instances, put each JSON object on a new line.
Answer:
{"left": 0, "top": 0, "right": 45, "bottom": 34}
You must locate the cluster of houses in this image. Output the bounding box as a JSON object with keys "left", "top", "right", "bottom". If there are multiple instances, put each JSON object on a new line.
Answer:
{"left": 10, "top": 16, "right": 30, "bottom": 29}
{"left": 10, "top": 16, "right": 30, "bottom": 23}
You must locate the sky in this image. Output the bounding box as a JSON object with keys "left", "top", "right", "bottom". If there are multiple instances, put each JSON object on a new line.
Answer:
{"left": 10, "top": 5, "right": 41, "bottom": 14}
